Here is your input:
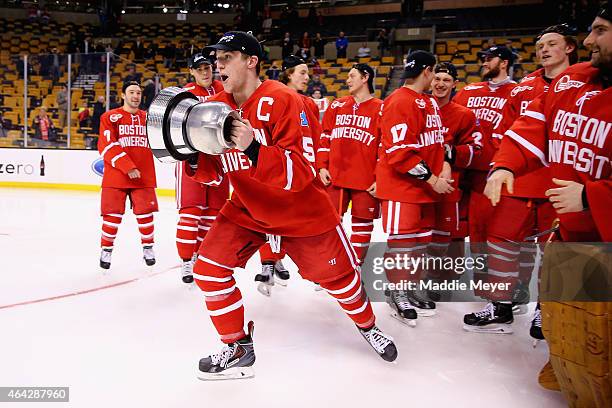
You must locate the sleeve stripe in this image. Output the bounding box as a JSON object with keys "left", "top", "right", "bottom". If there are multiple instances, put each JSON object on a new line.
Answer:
{"left": 283, "top": 150, "right": 294, "bottom": 191}
{"left": 317, "top": 148, "right": 330, "bottom": 152}
{"left": 466, "top": 145, "right": 474, "bottom": 167}
{"left": 100, "top": 142, "right": 120, "bottom": 158}
{"left": 523, "top": 110, "right": 546, "bottom": 122}
{"left": 385, "top": 143, "right": 420, "bottom": 154}
{"left": 110, "top": 152, "right": 127, "bottom": 167}
{"left": 504, "top": 129, "right": 549, "bottom": 167}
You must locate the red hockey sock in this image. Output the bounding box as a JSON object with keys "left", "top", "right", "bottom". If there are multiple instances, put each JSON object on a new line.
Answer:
{"left": 350, "top": 216, "right": 374, "bottom": 264}
{"left": 197, "top": 207, "right": 219, "bottom": 253}
{"left": 258, "top": 243, "right": 286, "bottom": 263}
{"left": 101, "top": 213, "right": 123, "bottom": 249}
{"left": 176, "top": 207, "right": 202, "bottom": 260}
{"left": 136, "top": 212, "right": 154, "bottom": 246}
{"left": 319, "top": 270, "right": 375, "bottom": 329}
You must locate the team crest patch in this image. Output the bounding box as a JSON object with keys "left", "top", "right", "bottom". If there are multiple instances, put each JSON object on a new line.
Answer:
{"left": 415, "top": 99, "right": 426, "bottom": 109}
{"left": 554, "top": 75, "right": 585, "bottom": 93}
{"left": 109, "top": 113, "right": 123, "bottom": 122}
{"left": 511, "top": 86, "right": 534, "bottom": 97}
{"left": 330, "top": 100, "right": 346, "bottom": 109}
{"left": 300, "top": 111, "right": 309, "bottom": 126}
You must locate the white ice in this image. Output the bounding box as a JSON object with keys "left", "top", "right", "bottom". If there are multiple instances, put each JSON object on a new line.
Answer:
{"left": 0, "top": 189, "right": 567, "bottom": 408}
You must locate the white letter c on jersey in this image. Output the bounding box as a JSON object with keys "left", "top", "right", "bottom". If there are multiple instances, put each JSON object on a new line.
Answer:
{"left": 257, "top": 97, "right": 274, "bottom": 122}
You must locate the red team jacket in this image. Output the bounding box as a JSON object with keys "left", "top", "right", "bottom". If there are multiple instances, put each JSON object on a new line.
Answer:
{"left": 495, "top": 68, "right": 554, "bottom": 198}
{"left": 300, "top": 93, "right": 323, "bottom": 157}
{"left": 437, "top": 100, "right": 481, "bottom": 202}
{"left": 98, "top": 107, "right": 156, "bottom": 188}
{"left": 495, "top": 63, "right": 611, "bottom": 241}
{"left": 186, "top": 80, "right": 339, "bottom": 237}
{"left": 377, "top": 87, "right": 445, "bottom": 203}
{"left": 453, "top": 79, "right": 516, "bottom": 192}
{"left": 317, "top": 96, "right": 383, "bottom": 191}
{"left": 183, "top": 80, "right": 224, "bottom": 102}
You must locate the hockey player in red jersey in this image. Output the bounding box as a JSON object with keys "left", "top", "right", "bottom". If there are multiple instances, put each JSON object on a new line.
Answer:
{"left": 317, "top": 63, "right": 382, "bottom": 264}
{"left": 428, "top": 63, "right": 481, "bottom": 285}
{"left": 464, "top": 26, "right": 578, "bottom": 335}
{"left": 175, "top": 53, "right": 229, "bottom": 284}
{"left": 254, "top": 55, "right": 323, "bottom": 293}
{"left": 185, "top": 32, "right": 397, "bottom": 380}
{"left": 452, "top": 45, "right": 516, "bottom": 298}
{"left": 485, "top": 12, "right": 611, "bottom": 244}
{"left": 377, "top": 51, "right": 454, "bottom": 325}
{"left": 98, "top": 81, "right": 157, "bottom": 269}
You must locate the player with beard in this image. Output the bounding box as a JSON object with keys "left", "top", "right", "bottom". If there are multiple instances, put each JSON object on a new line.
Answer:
{"left": 98, "top": 81, "right": 157, "bottom": 270}
{"left": 466, "top": 25, "right": 578, "bottom": 335}
{"left": 427, "top": 63, "right": 481, "bottom": 288}
{"left": 254, "top": 55, "right": 323, "bottom": 294}
{"left": 175, "top": 53, "right": 228, "bottom": 284}
{"left": 452, "top": 46, "right": 516, "bottom": 305}
{"left": 318, "top": 63, "right": 382, "bottom": 264}
{"left": 185, "top": 32, "right": 397, "bottom": 380}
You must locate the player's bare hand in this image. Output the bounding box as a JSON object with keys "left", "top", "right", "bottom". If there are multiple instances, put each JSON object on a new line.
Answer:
{"left": 545, "top": 178, "right": 585, "bottom": 214}
{"left": 440, "top": 161, "right": 452, "bottom": 180}
{"left": 484, "top": 169, "right": 514, "bottom": 207}
{"left": 231, "top": 118, "right": 255, "bottom": 151}
{"left": 127, "top": 168, "right": 141, "bottom": 179}
{"left": 366, "top": 181, "right": 377, "bottom": 197}
{"left": 319, "top": 168, "right": 332, "bottom": 186}
{"left": 428, "top": 175, "right": 454, "bottom": 194}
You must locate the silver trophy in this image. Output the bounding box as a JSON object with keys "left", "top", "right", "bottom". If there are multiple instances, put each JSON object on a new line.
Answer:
{"left": 146, "top": 87, "right": 239, "bottom": 162}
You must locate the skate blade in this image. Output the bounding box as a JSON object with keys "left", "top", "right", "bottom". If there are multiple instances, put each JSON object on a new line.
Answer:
{"left": 257, "top": 282, "right": 272, "bottom": 297}
{"left": 314, "top": 284, "right": 324, "bottom": 292}
{"left": 390, "top": 312, "right": 417, "bottom": 327}
{"left": 462, "top": 324, "right": 513, "bottom": 334}
{"left": 415, "top": 309, "right": 436, "bottom": 317}
{"left": 274, "top": 277, "right": 288, "bottom": 287}
{"left": 512, "top": 304, "right": 528, "bottom": 315}
{"left": 197, "top": 366, "right": 254, "bottom": 381}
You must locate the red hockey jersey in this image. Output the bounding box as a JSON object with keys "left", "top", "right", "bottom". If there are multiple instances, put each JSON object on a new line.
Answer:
{"left": 495, "top": 68, "right": 554, "bottom": 198}
{"left": 453, "top": 79, "right": 516, "bottom": 191}
{"left": 300, "top": 93, "right": 322, "bottom": 157}
{"left": 437, "top": 100, "right": 481, "bottom": 202}
{"left": 494, "top": 63, "right": 612, "bottom": 241}
{"left": 317, "top": 96, "right": 383, "bottom": 190}
{"left": 98, "top": 107, "right": 156, "bottom": 188}
{"left": 183, "top": 80, "right": 224, "bottom": 102}
{"left": 377, "top": 87, "right": 445, "bottom": 203}
{"left": 187, "top": 80, "right": 339, "bottom": 237}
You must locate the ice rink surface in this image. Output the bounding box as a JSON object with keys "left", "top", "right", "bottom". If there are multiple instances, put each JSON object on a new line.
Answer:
{"left": 0, "top": 189, "right": 567, "bottom": 408}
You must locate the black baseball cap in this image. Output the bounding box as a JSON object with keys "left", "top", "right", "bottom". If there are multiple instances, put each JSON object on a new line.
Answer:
{"left": 207, "top": 31, "right": 263, "bottom": 60}
{"left": 402, "top": 50, "right": 437, "bottom": 80}
{"left": 188, "top": 53, "right": 213, "bottom": 69}
{"left": 434, "top": 62, "right": 458, "bottom": 80}
{"left": 477, "top": 46, "right": 515, "bottom": 64}
{"left": 282, "top": 55, "right": 306, "bottom": 71}
{"left": 352, "top": 63, "right": 376, "bottom": 94}
{"left": 121, "top": 80, "right": 141, "bottom": 93}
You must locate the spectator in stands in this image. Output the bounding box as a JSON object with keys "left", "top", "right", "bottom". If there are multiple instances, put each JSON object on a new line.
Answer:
{"left": 377, "top": 29, "right": 389, "bottom": 57}
{"left": 357, "top": 42, "right": 371, "bottom": 58}
{"left": 163, "top": 41, "right": 176, "bottom": 69}
{"left": 336, "top": 31, "right": 348, "bottom": 58}
{"left": 175, "top": 42, "right": 189, "bottom": 68}
{"left": 311, "top": 57, "right": 323, "bottom": 75}
{"left": 78, "top": 107, "right": 90, "bottom": 128}
{"left": 49, "top": 47, "right": 61, "bottom": 83}
{"left": 124, "top": 65, "right": 141, "bottom": 83}
{"left": 266, "top": 64, "right": 281, "bottom": 80}
{"left": 505, "top": 39, "right": 522, "bottom": 79}
{"left": 299, "top": 32, "right": 312, "bottom": 54}
{"left": 141, "top": 79, "right": 156, "bottom": 110}
{"left": 57, "top": 84, "right": 68, "bottom": 129}
{"left": 483, "top": 38, "right": 496, "bottom": 51}
{"left": 0, "top": 113, "right": 8, "bottom": 138}
{"left": 262, "top": 8, "right": 272, "bottom": 35}
{"left": 133, "top": 36, "right": 146, "bottom": 60}
{"left": 144, "top": 44, "right": 157, "bottom": 59}
{"left": 282, "top": 32, "right": 294, "bottom": 59}
{"left": 307, "top": 74, "right": 328, "bottom": 96}
{"left": 313, "top": 32, "right": 325, "bottom": 58}
{"left": 32, "top": 106, "right": 57, "bottom": 142}
{"left": 310, "top": 89, "right": 329, "bottom": 121}
{"left": 91, "top": 96, "right": 105, "bottom": 134}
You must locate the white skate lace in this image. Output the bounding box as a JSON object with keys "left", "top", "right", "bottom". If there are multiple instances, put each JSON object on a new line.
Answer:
{"left": 532, "top": 308, "right": 542, "bottom": 328}
{"left": 261, "top": 263, "right": 274, "bottom": 280}
{"left": 392, "top": 290, "right": 412, "bottom": 311}
{"left": 181, "top": 260, "right": 193, "bottom": 277}
{"left": 363, "top": 326, "right": 392, "bottom": 354}
{"left": 474, "top": 302, "right": 495, "bottom": 319}
{"left": 100, "top": 250, "right": 112, "bottom": 263}
{"left": 210, "top": 343, "right": 238, "bottom": 367}
{"left": 143, "top": 246, "right": 155, "bottom": 260}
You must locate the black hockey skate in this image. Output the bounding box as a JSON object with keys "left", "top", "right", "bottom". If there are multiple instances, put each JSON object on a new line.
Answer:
{"left": 530, "top": 303, "right": 544, "bottom": 347}
{"left": 385, "top": 289, "right": 418, "bottom": 327}
{"left": 463, "top": 302, "right": 514, "bottom": 334}
{"left": 358, "top": 325, "right": 398, "bottom": 362}
{"left": 198, "top": 321, "right": 256, "bottom": 381}
{"left": 99, "top": 248, "right": 112, "bottom": 270}
{"left": 273, "top": 260, "right": 290, "bottom": 285}
{"left": 255, "top": 262, "right": 275, "bottom": 297}
{"left": 143, "top": 245, "right": 156, "bottom": 266}
{"left": 511, "top": 282, "right": 530, "bottom": 315}
{"left": 407, "top": 290, "right": 436, "bottom": 317}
